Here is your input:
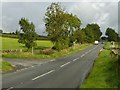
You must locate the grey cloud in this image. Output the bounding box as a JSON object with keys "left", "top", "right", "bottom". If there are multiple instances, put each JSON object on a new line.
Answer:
{"left": 2, "top": 2, "right": 51, "bottom": 33}
{"left": 67, "top": 2, "right": 118, "bottom": 35}
{"left": 2, "top": 2, "right": 118, "bottom": 36}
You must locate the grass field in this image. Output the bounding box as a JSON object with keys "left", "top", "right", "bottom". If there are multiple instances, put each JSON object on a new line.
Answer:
{"left": 1, "top": 37, "right": 92, "bottom": 59}
{"left": 80, "top": 42, "right": 119, "bottom": 88}
{"left": 0, "top": 60, "right": 14, "bottom": 72}
{"left": 1, "top": 37, "right": 53, "bottom": 50}
{"left": 2, "top": 43, "right": 92, "bottom": 59}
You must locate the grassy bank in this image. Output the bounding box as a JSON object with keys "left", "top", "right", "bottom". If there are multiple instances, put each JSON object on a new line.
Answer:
{"left": 2, "top": 44, "right": 92, "bottom": 59}
{"left": 0, "top": 60, "right": 14, "bottom": 72}
{"left": 80, "top": 42, "right": 119, "bottom": 88}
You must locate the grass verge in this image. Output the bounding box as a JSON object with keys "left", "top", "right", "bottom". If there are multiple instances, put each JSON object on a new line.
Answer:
{"left": 2, "top": 44, "right": 92, "bottom": 59}
{"left": 80, "top": 42, "right": 119, "bottom": 88}
{"left": 0, "top": 60, "right": 14, "bottom": 72}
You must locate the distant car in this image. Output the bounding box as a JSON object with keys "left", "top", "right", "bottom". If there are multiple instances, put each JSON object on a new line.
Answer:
{"left": 101, "top": 41, "right": 105, "bottom": 44}
{"left": 94, "top": 41, "right": 99, "bottom": 45}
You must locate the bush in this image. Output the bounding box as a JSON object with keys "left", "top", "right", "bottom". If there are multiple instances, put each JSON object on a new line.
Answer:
{"left": 39, "top": 49, "right": 55, "bottom": 55}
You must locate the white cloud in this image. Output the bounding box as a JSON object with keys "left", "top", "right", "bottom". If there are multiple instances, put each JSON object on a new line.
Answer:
{"left": 67, "top": 2, "right": 118, "bottom": 35}
{"left": 2, "top": 2, "right": 118, "bottom": 35}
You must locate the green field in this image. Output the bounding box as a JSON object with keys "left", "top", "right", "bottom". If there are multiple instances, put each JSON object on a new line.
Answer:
{"left": 80, "top": 42, "right": 119, "bottom": 88}
{"left": 1, "top": 37, "right": 53, "bottom": 50}
{"left": 1, "top": 37, "right": 92, "bottom": 59}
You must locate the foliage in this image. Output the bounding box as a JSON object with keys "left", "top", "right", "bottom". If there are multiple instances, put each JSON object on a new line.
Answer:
{"left": 2, "top": 43, "right": 91, "bottom": 59}
{"left": 75, "top": 29, "right": 87, "bottom": 44}
{"left": 18, "top": 18, "right": 37, "bottom": 49}
{"left": 44, "top": 3, "right": 81, "bottom": 50}
{"left": 101, "top": 36, "right": 107, "bottom": 41}
{"left": 105, "top": 28, "right": 119, "bottom": 42}
{"left": 103, "top": 42, "right": 111, "bottom": 50}
{"left": 83, "top": 24, "right": 102, "bottom": 43}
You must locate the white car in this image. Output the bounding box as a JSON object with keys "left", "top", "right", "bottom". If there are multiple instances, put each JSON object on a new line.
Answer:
{"left": 94, "top": 41, "right": 99, "bottom": 45}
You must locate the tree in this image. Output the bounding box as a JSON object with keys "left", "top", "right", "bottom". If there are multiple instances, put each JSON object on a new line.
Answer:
{"left": 101, "top": 36, "right": 107, "bottom": 41}
{"left": 18, "top": 18, "right": 37, "bottom": 49}
{"left": 15, "top": 29, "right": 19, "bottom": 35}
{"left": 75, "top": 28, "right": 87, "bottom": 44}
{"left": 105, "top": 28, "right": 119, "bottom": 42}
{"left": 0, "top": 29, "right": 3, "bottom": 34}
{"left": 44, "top": 3, "right": 81, "bottom": 50}
{"left": 84, "top": 24, "right": 102, "bottom": 43}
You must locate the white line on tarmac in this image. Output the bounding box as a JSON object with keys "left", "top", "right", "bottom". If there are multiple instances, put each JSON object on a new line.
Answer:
{"left": 50, "top": 59, "right": 56, "bottom": 62}
{"left": 7, "top": 87, "right": 14, "bottom": 90}
{"left": 85, "top": 52, "right": 88, "bottom": 54}
{"left": 60, "top": 62, "right": 71, "bottom": 68}
{"left": 73, "top": 58, "right": 77, "bottom": 61}
{"left": 73, "top": 57, "right": 79, "bottom": 61}
{"left": 32, "top": 70, "right": 55, "bottom": 80}
{"left": 81, "top": 54, "right": 85, "bottom": 57}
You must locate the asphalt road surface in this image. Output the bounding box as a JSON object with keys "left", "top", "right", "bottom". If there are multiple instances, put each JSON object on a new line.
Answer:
{"left": 2, "top": 44, "right": 104, "bottom": 89}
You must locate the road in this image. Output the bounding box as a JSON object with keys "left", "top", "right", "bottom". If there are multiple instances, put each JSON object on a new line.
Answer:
{"left": 2, "top": 44, "right": 103, "bottom": 89}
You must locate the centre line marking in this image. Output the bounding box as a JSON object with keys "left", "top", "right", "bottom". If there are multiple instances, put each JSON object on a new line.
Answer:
{"left": 85, "top": 52, "right": 88, "bottom": 54}
{"left": 81, "top": 54, "right": 85, "bottom": 57}
{"left": 73, "top": 57, "right": 79, "bottom": 61}
{"left": 7, "top": 87, "right": 14, "bottom": 90}
{"left": 60, "top": 62, "right": 71, "bottom": 68}
{"left": 73, "top": 58, "right": 77, "bottom": 61}
{"left": 32, "top": 70, "right": 55, "bottom": 80}
{"left": 89, "top": 50, "right": 91, "bottom": 52}
{"left": 50, "top": 59, "right": 56, "bottom": 62}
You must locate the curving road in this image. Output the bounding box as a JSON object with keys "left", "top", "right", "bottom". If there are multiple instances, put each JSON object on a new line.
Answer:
{"left": 2, "top": 44, "right": 103, "bottom": 89}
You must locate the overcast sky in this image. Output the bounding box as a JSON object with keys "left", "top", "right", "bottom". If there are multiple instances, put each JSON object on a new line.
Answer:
{"left": 0, "top": 0, "right": 119, "bottom": 36}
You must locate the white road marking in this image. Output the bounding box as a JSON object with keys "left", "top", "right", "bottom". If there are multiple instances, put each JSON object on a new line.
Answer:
{"left": 89, "top": 50, "right": 91, "bottom": 52}
{"left": 85, "top": 52, "right": 88, "bottom": 54}
{"left": 81, "top": 54, "right": 85, "bottom": 57}
{"left": 32, "top": 70, "right": 55, "bottom": 80}
{"left": 50, "top": 59, "right": 56, "bottom": 62}
{"left": 37, "top": 64, "right": 41, "bottom": 66}
{"left": 7, "top": 87, "right": 14, "bottom": 90}
{"left": 73, "top": 58, "right": 77, "bottom": 61}
{"left": 73, "top": 57, "right": 79, "bottom": 61}
{"left": 31, "top": 66, "right": 34, "bottom": 68}
{"left": 60, "top": 62, "right": 71, "bottom": 68}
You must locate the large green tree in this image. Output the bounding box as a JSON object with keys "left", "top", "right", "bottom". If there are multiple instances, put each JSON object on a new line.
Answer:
{"left": 18, "top": 18, "right": 37, "bottom": 49}
{"left": 105, "top": 28, "right": 119, "bottom": 42}
{"left": 44, "top": 3, "right": 81, "bottom": 50}
{"left": 84, "top": 24, "right": 102, "bottom": 43}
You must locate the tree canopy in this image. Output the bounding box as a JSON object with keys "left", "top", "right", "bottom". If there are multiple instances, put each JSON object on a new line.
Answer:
{"left": 18, "top": 18, "right": 37, "bottom": 49}
{"left": 44, "top": 3, "right": 81, "bottom": 50}
{"left": 105, "top": 28, "right": 119, "bottom": 42}
{"left": 83, "top": 24, "right": 102, "bottom": 43}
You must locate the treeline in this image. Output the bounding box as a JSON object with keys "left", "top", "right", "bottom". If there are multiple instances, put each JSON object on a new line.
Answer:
{"left": 44, "top": 3, "right": 102, "bottom": 50}
{"left": 1, "top": 33, "right": 48, "bottom": 40}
